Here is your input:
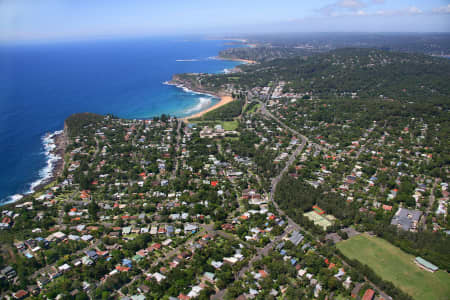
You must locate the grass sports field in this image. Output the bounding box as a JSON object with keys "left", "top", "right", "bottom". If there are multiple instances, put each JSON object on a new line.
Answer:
{"left": 191, "top": 120, "right": 238, "bottom": 131}
{"left": 337, "top": 233, "right": 450, "bottom": 300}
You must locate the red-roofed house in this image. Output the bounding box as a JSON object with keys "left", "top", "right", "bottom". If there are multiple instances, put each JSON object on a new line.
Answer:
{"left": 382, "top": 205, "right": 392, "bottom": 211}
{"left": 148, "top": 243, "right": 161, "bottom": 252}
{"left": 362, "top": 288, "right": 375, "bottom": 300}
{"left": 96, "top": 250, "right": 109, "bottom": 257}
{"left": 13, "top": 290, "right": 28, "bottom": 299}
{"left": 221, "top": 224, "right": 235, "bottom": 231}
{"left": 2, "top": 217, "right": 12, "bottom": 226}
{"left": 258, "top": 270, "right": 268, "bottom": 278}
{"left": 115, "top": 266, "right": 130, "bottom": 272}
{"left": 178, "top": 293, "right": 190, "bottom": 300}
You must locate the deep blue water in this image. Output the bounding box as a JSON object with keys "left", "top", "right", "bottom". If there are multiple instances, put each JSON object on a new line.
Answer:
{"left": 0, "top": 37, "right": 240, "bottom": 203}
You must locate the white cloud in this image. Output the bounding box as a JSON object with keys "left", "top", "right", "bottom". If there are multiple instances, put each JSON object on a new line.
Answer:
{"left": 318, "top": 0, "right": 366, "bottom": 16}
{"left": 407, "top": 6, "right": 422, "bottom": 15}
{"left": 338, "top": 0, "right": 365, "bottom": 9}
{"left": 356, "top": 10, "right": 366, "bottom": 16}
{"left": 432, "top": 4, "right": 450, "bottom": 14}
{"left": 325, "top": 5, "right": 425, "bottom": 17}
{"left": 318, "top": 0, "right": 427, "bottom": 18}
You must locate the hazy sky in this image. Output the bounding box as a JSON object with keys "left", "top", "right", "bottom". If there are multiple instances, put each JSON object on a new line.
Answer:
{"left": 0, "top": 0, "right": 449, "bottom": 42}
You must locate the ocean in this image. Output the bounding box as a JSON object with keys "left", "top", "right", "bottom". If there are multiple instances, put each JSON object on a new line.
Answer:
{"left": 0, "top": 37, "right": 241, "bottom": 204}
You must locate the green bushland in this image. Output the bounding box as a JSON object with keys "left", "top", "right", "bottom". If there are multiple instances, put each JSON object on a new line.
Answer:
{"left": 190, "top": 100, "right": 244, "bottom": 121}
{"left": 65, "top": 112, "right": 104, "bottom": 137}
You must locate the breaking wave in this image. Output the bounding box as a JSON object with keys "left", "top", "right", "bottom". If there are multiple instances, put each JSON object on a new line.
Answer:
{"left": 3, "top": 130, "right": 63, "bottom": 204}
{"left": 184, "top": 97, "right": 213, "bottom": 114}
{"left": 29, "top": 130, "right": 63, "bottom": 191}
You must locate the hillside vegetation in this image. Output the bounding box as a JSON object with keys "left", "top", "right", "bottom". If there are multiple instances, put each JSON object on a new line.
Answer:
{"left": 219, "top": 47, "right": 311, "bottom": 62}
{"left": 65, "top": 112, "right": 105, "bottom": 137}
{"left": 194, "top": 48, "right": 450, "bottom": 101}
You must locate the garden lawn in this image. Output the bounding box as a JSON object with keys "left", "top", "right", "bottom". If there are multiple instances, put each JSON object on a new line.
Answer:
{"left": 337, "top": 233, "right": 450, "bottom": 300}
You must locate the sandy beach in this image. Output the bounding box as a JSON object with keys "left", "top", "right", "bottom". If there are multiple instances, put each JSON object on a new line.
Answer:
{"left": 232, "top": 58, "right": 257, "bottom": 64}
{"left": 216, "top": 56, "right": 257, "bottom": 64}
{"left": 224, "top": 57, "right": 257, "bottom": 64}
{"left": 183, "top": 95, "right": 233, "bottom": 122}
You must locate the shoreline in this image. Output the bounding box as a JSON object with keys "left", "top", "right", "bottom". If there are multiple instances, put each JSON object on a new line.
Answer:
{"left": 182, "top": 95, "right": 234, "bottom": 122}
{"left": 164, "top": 80, "right": 221, "bottom": 99}
{"left": 4, "top": 75, "right": 225, "bottom": 206}
{"left": 33, "top": 129, "right": 67, "bottom": 191}
{"left": 215, "top": 56, "right": 257, "bottom": 65}
{"left": 2, "top": 42, "right": 240, "bottom": 206}
{"left": 165, "top": 80, "right": 234, "bottom": 122}
{"left": 1, "top": 129, "right": 67, "bottom": 207}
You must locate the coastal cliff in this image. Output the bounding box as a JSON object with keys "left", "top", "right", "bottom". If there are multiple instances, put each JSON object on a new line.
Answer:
{"left": 25, "top": 113, "right": 105, "bottom": 198}
{"left": 31, "top": 128, "right": 68, "bottom": 193}
{"left": 32, "top": 113, "right": 104, "bottom": 193}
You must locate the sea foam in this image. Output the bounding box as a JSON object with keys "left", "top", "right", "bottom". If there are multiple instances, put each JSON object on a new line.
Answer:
{"left": 3, "top": 130, "right": 63, "bottom": 204}
{"left": 5, "top": 194, "right": 23, "bottom": 205}
{"left": 184, "top": 97, "right": 213, "bottom": 114}
{"left": 29, "top": 130, "right": 63, "bottom": 192}
{"left": 176, "top": 59, "right": 199, "bottom": 62}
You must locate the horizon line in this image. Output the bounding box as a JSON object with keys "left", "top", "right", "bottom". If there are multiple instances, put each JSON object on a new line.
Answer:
{"left": 2, "top": 31, "right": 450, "bottom": 46}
